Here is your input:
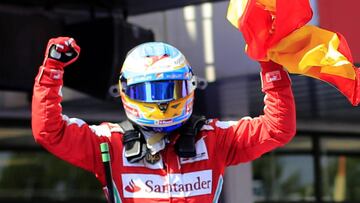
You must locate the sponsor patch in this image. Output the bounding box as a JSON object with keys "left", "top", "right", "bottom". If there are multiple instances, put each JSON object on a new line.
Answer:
{"left": 155, "top": 119, "right": 174, "bottom": 125}
{"left": 121, "top": 170, "right": 212, "bottom": 198}
{"left": 145, "top": 153, "right": 161, "bottom": 165}
{"left": 122, "top": 148, "right": 163, "bottom": 169}
{"left": 156, "top": 73, "right": 164, "bottom": 79}
{"left": 50, "top": 69, "right": 63, "bottom": 80}
{"left": 265, "top": 70, "right": 281, "bottom": 82}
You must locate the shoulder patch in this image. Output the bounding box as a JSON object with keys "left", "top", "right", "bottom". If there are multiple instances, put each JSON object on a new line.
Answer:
{"left": 89, "top": 124, "right": 112, "bottom": 137}
{"left": 90, "top": 122, "right": 124, "bottom": 137}
{"left": 215, "top": 121, "right": 238, "bottom": 129}
{"left": 107, "top": 123, "right": 125, "bottom": 133}
{"left": 62, "top": 114, "right": 86, "bottom": 127}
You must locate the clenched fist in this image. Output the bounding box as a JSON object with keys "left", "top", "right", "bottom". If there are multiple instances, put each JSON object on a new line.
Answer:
{"left": 42, "top": 37, "right": 80, "bottom": 70}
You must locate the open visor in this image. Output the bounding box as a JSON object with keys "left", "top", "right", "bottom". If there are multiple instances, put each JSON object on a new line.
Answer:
{"left": 123, "top": 80, "right": 194, "bottom": 102}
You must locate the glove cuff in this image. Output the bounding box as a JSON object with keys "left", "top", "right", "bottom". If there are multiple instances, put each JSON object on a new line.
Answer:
{"left": 35, "top": 66, "right": 64, "bottom": 86}
{"left": 43, "top": 58, "right": 65, "bottom": 70}
{"left": 260, "top": 62, "right": 291, "bottom": 91}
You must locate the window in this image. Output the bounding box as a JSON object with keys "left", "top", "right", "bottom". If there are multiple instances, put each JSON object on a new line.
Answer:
{"left": 0, "top": 151, "right": 104, "bottom": 202}
{"left": 0, "top": 126, "right": 105, "bottom": 203}
{"left": 253, "top": 136, "right": 315, "bottom": 202}
{"left": 252, "top": 133, "right": 360, "bottom": 203}
{"left": 321, "top": 138, "right": 360, "bottom": 202}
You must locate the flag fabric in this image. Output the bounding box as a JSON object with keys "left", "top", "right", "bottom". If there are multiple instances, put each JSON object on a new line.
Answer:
{"left": 227, "top": 0, "right": 312, "bottom": 60}
{"left": 269, "top": 25, "right": 360, "bottom": 105}
{"left": 227, "top": 0, "right": 360, "bottom": 105}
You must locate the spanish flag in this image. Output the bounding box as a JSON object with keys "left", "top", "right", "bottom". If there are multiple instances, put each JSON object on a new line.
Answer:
{"left": 227, "top": 0, "right": 360, "bottom": 106}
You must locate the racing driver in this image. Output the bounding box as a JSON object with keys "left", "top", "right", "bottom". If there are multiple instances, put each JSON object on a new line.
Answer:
{"left": 32, "top": 37, "right": 296, "bottom": 203}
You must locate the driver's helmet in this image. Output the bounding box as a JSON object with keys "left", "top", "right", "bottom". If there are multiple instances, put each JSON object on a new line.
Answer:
{"left": 119, "top": 42, "right": 197, "bottom": 133}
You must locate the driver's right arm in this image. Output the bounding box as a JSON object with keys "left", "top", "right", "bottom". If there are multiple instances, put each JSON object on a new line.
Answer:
{"left": 31, "top": 37, "right": 107, "bottom": 183}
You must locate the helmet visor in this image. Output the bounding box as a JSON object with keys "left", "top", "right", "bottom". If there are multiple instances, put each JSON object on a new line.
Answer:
{"left": 124, "top": 80, "right": 192, "bottom": 102}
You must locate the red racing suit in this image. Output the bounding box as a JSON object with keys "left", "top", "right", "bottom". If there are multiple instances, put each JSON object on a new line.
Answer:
{"left": 32, "top": 62, "right": 296, "bottom": 203}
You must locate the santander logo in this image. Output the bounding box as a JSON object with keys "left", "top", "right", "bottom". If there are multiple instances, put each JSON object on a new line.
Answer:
{"left": 125, "top": 180, "right": 141, "bottom": 193}
{"left": 122, "top": 170, "right": 212, "bottom": 198}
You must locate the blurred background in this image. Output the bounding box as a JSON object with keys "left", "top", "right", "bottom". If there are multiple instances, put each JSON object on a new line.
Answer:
{"left": 0, "top": 0, "right": 360, "bottom": 202}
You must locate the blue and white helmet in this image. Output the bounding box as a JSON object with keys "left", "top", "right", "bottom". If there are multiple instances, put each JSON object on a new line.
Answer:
{"left": 119, "top": 42, "right": 197, "bottom": 133}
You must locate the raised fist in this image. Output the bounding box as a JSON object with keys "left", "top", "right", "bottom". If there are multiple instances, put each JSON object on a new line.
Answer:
{"left": 42, "top": 37, "right": 80, "bottom": 69}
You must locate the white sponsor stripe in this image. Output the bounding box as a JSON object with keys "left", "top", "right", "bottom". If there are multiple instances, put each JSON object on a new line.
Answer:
{"left": 121, "top": 170, "right": 212, "bottom": 198}
{"left": 213, "top": 175, "right": 223, "bottom": 203}
{"left": 58, "top": 86, "right": 63, "bottom": 97}
{"left": 215, "top": 120, "right": 238, "bottom": 129}
{"left": 103, "top": 181, "right": 122, "bottom": 203}
{"left": 114, "top": 180, "right": 122, "bottom": 203}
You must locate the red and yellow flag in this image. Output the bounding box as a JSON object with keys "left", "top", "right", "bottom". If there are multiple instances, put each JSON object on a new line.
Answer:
{"left": 227, "top": 0, "right": 312, "bottom": 60}
{"left": 227, "top": 0, "right": 360, "bottom": 106}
